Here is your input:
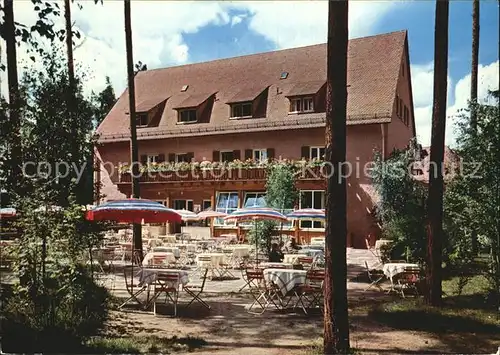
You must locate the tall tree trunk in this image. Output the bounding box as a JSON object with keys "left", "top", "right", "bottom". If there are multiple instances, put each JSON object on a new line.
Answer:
{"left": 470, "top": 0, "right": 480, "bottom": 254}
{"left": 426, "top": 0, "right": 449, "bottom": 307}
{"left": 64, "top": 0, "right": 75, "bottom": 88}
{"left": 4, "top": 0, "right": 22, "bottom": 195}
{"left": 124, "top": 0, "right": 143, "bottom": 259}
{"left": 324, "top": 0, "right": 350, "bottom": 353}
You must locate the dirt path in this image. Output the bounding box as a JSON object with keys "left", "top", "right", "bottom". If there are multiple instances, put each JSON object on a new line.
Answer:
{"left": 107, "top": 291, "right": 499, "bottom": 355}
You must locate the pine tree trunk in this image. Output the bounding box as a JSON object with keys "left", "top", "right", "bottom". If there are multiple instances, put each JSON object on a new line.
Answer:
{"left": 426, "top": 0, "right": 449, "bottom": 307}
{"left": 470, "top": 0, "right": 480, "bottom": 254}
{"left": 124, "top": 0, "right": 143, "bottom": 259}
{"left": 324, "top": 1, "right": 350, "bottom": 353}
{"left": 4, "top": 0, "right": 22, "bottom": 194}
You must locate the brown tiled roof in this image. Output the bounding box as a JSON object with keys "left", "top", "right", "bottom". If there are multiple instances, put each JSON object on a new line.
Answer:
{"left": 413, "top": 146, "right": 460, "bottom": 183}
{"left": 98, "top": 30, "right": 406, "bottom": 142}
{"left": 173, "top": 93, "right": 214, "bottom": 109}
{"left": 227, "top": 86, "right": 268, "bottom": 104}
{"left": 286, "top": 81, "right": 325, "bottom": 97}
{"left": 136, "top": 97, "right": 168, "bottom": 112}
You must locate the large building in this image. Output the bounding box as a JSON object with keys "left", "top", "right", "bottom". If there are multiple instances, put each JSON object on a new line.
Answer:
{"left": 95, "top": 30, "right": 416, "bottom": 248}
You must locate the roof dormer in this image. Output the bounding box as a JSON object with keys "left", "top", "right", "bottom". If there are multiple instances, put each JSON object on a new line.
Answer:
{"left": 226, "top": 86, "right": 269, "bottom": 119}
{"left": 173, "top": 92, "right": 216, "bottom": 124}
{"left": 286, "top": 81, "right": 326, "bottom": 114}
{"left": 132, "top": 97, "right": 168, "bottom": 128}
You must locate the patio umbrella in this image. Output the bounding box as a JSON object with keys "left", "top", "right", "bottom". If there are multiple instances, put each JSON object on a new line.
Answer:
{"left": 0, "top": 207, "right": 16, "bottom": 218}
{"left": 286, "top": 208, "right": 325, "bottom": 245}
{"left": 175, "top": 209, "right": 200, "bottom": 221}
{"left": 86, "top": 199, "right": 182, "bottom": 224}
{"left": 197, "top": 208, "right": 227, "bottom": 238}
{"left": 224, "top": 207, "right": 288, "bottom": 264}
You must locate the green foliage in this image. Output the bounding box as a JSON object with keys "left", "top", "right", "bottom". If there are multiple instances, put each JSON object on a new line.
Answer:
{"left": 92, "top": 76, "right": 117, "bottom": 128}
{"left": 247, "top": 220, "right": 277, "bottom": 257}
{"left": 2, "top": 198, "right": 109, "bottom": 353}
{"left": 265, "top": 163, "right": 299, "bottom": 212}
{"left": 371, "top": 139, "right": 428, "bottom": 263}
{"left": 448, "top": 98, "right": 500, "bottom": 300}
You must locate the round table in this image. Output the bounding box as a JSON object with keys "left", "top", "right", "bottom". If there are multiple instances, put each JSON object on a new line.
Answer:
{"left": 142, "top": 252, "right": 176, "bottom": 266}
{"left": 263, "top": 268, "right": 307, "bottom": 296}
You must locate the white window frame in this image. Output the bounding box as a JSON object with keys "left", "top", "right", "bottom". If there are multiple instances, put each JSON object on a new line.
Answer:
{"left": 173, "top": 199, "right": 194, "bottom": 211}
{"left": 214, "top": 192, "right": 239, "bottom": 226}
{"left": 175, "top": 153, "right": 189, "bottom": 163}
{"left": 147, "top": 155, "right": 160, "bottom": 164}
{"left": 253, "top": 149, "right": 267, "bottom": 162}
{"left": 230, "top": 102, "right": 253, "bottom": 119}
{"left": 310, "top": 146, "right": 325, "bottom": 160}
{"left": 178, "top": 109, "right": 197, "bottom": 123}
{"left": 243, "top": 192, "right": 267, "bottom": 208}
{"left": 289, "top": 96, "right": 314, "bottom": 114}
{"left": 299, "top": 190, "right": 325, "bottom": 229}
{"left": 220, "top": 150, "right": 234, "bottom": 162}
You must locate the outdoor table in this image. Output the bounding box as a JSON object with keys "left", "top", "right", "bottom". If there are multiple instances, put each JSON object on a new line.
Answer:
{"left": 383, "top": 262, "right": 420, "bottom": 291}
{"left": 283, "top": 254, "right": 308, "bottom": 264}
{"left": 137, "top": 268, "right": 189, "bottom": 287}
{"left": 175, "top": 243, "right": 197, "bottom": 252}
{"left": 259, "top": 262, "right": 293, "bottom": 269}
{"left": 300, "top": 249, "right": 323, "bottom": 258}
{"left": 142, "top": 251, "right": 176, "bottom": 266}
{"left": 375, "top": 239, "right": 391, "bottom": 249}
{"left": 196, "top": 253, "right": 225, "bottom": 268}
{"left": 144, "top": 238, "right": 162, "bottom": 248}
{"left": 310, "top": 237, "right": 325, "bottom": 245}
{"left": 152, "top": 246, "right": 181, "bottom": 258}
{"left": 223, "top": 245, "right": 250, "bottom": 258}
{"left": 263, "top": 268, "right": 307, "bottom": 296}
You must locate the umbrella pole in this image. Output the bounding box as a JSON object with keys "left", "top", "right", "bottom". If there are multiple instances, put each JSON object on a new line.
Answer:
{"left": 255, "top": 219, "right": 258, "bottom": 265}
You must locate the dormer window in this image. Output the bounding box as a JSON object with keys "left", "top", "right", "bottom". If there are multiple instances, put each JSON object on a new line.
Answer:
{"left": 178, "top": 109, "right": 197, "bottom": 123}
{"left": 136, "top": 113, "right": 149, "bottom": 127}
{"left": 289, "top": 96, "right": 314, "bottom": 114}
{"left": 230, "top": 102, "right": 252, "bottom": 118}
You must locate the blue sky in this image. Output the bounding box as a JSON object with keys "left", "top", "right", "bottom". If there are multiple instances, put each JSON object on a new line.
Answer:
{"left": 8, "top": 1, "right": 500, "bottom": 146}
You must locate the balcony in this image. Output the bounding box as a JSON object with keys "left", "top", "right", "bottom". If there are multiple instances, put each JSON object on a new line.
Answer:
{"left": 118, "top": 161, "right": 326, "bottom": 184}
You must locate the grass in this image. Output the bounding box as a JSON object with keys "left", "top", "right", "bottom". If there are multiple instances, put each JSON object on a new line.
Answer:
{"left": 85, "top": 335, "right": 208, "bottom": 354}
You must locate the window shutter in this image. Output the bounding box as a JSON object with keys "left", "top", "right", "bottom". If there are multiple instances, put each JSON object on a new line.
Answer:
{"left": 244, "top": 149, "right": 253, "bottom": 160}
{"left": 158, "top": 154, "right": 165, "bottom": 163}
{"left": 187, "top": 152, "right": 194, "bottom": 162}
{"left": 212, "top": 150, "right": 220, "bottom": 162}
{"left": 168, "top": 153, "right": 175, "bottom": 162}
{"left": 267, "top": 148, "right": 275, "bottom": 159}
{"left": 140, "top": 155, "right": 147, "bottom": 164}
{"left": 301, "top": 146, "right": 310, "bottom": 159}
{"left": 233, "top": 149, "right": 241, "bottom": 160}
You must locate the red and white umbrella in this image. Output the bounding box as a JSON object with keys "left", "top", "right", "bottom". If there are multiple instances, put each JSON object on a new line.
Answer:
{"left": 197, "top": 209, "right": 227, "bottom": 219}
{"left": 0, "top": 208, "right": 16, "bottom": 218}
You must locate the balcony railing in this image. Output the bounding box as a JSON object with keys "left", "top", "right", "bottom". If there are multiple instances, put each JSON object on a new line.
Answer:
{"left": 119, "top": 166, "right": 325, "bottom": 184}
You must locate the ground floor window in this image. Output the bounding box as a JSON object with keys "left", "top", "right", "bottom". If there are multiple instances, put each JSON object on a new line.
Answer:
{"left": 215, "top": 192, "right": 239, "bottom": 225}
{"left": 299, "top": 190, "right": 325, "bottom": 229}
{"left": 174, "top": 199, "right": 193, "bottom": 211}
{"left": 244, "top": 192, "right": 266, "bottom": 208}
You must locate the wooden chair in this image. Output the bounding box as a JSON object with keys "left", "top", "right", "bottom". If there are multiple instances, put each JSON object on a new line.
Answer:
{"left": 245, "top": 268, "right": 268, "bottom": 314}
{"left": 119, "top": 264, "right": 147, "bottom": 309}
{"left": 184, "top": 268, "right": 210, "bottom": 309}
{"left": 150, "top": 271, "right": 180, "bottom": 316}
{"left": 294, "top": 269, "right": 324, "bottom": 314}
{"left": 394, "top": 266, "right": 422, "bottom": 298}
{"left": 364, "top": 261, "right": 385, "bottom": 291}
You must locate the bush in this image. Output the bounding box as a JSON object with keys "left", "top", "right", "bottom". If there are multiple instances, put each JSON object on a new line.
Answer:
{"left": 247, "top": 220, "right": 277, "bottom": 257}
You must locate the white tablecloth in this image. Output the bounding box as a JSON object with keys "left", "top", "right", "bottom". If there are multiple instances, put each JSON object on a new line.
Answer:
{"left": 137, "top": 268, "right": 189, "bottom": 288}
{"left": 224, "top": 245, "right": 250, "bottom": 258}
{"left": 263, "top": 268, "right": 307, "bottom": 296}
{"left": 142, "top": 252, "right": 176, "bottom": 266}
{"left": 152, "top": 246, "right": 180, "bottom": 258}
{"left": 175, "top": 243, "right": 197, "bottom": 252}
{"left": 196, "top": 253, "right": 225, "bottom": 268}
{"left": 159, "top": 235, "right": 177, "bottom": 243}
{"left": 283, "top": 254, "right": 308, "bottom": 264}
{"left": 383, "top": 263, "right": 419, "bottom": 279}
{"left": 260, "top": 262, "right": 293, "bottom": 269}
{"left": 310, "top": 237, "right": 325, "bottom": 245}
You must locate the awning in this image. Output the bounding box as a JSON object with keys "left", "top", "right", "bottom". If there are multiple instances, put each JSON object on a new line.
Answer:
{"left": 173, "top": 93, "right": 214, "bottom": 109}
{"left": 286, "top": 81, "right": 325, "bottom": 97}
{"left": 136, "top": 97, "right": 168, "bottom": 112}
{"left": 226, "top": 86, "right": 268, "bottom": 104}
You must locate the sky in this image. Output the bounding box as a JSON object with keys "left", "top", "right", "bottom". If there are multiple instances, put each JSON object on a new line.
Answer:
{"left": 2, "top": 0, "right": 499, "bottom": 146}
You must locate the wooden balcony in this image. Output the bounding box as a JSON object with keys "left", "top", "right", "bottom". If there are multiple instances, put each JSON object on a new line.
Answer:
{"left": 119, "top": 166, "right": 325, "bottom": 184}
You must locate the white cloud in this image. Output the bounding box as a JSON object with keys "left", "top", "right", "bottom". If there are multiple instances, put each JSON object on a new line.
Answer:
{"left": 411, "top": 60, "right": 499, "bottom": 146}
{"left": 228, "top": 1, "right": 400, "bottom": 49}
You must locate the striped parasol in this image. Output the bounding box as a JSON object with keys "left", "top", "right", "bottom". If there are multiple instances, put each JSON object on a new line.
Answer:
{"left": 175, "top": 209, "right": 200, "bottom": 221}
{"left": 0, "top": 207, "right": 16, "bottom": 218}
{"left": 86, "top": 199, "right": 182, "bottom": 224}
{"left": 287, "top": 208, "right": 325, "bottom": 220}
{"left": 224, "top": 207, "right": 288, "bottom": 263}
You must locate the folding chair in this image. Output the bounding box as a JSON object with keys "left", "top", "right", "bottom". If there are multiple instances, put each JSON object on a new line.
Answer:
{"left": 184, "top": 268, "right": 210, "bottom": 309}
{"left": 148, "top": 271, "right": 180, "bottom": 316}
{"left": 119, "top": 264, "right": 148, "bottom": 309}
{"left": 245, "top": 269, "right": 269, "bottom": 314}
{"left": 394, "top": 266, "right": 422, "bottom": 298}
{"left": 297, "top": 256, "right": 314, "bottom": 270}
{"left": 364, "top": 261, "right": 385, "bottom": 291}
{"left": 294, "top": 269, "right": 324, "bottom": 314}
